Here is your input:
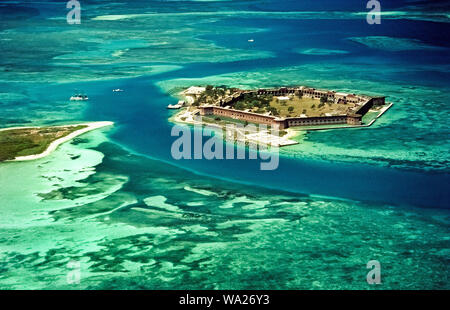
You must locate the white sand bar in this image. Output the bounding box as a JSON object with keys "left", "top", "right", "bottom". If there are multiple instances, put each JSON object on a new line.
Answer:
{"left": 3, "top": 121, "right": 114, "bottom": 162}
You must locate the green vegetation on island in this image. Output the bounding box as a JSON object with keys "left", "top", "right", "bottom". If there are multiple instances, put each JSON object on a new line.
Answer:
{"left": 0, "top": 125, "right": 86, "bottom": 161}
{"left": 192, "top": 85, "right": 236, "bottom": 106}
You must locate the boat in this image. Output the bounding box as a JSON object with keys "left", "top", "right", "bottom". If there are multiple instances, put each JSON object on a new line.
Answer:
{"left": 167, "top": 104, "right": 181, "bottom": 109}
{"left": 70, "top": 94, "right": 89, "bottom": 101}
{"left": 112, "top": 89, "right": 124, "bottom": 92}
{"left": 248, "top": 39, "right": 254, "bottom": 42}
{"left": 167, "top": 100, "right": 185, "bottom": 109}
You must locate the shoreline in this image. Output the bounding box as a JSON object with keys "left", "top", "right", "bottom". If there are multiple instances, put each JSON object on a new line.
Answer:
{"left": 3, "top": 121, "right": 114, "bottom": 162}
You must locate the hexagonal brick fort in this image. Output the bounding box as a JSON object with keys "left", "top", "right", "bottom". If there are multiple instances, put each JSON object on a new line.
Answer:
{"left": 198, "top": 86, "right": 386, "bottom": 130}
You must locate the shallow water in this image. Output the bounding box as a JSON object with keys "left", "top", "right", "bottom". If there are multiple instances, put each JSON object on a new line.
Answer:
{"left": 0, "top": 0, "right": 449, "bottom": 289}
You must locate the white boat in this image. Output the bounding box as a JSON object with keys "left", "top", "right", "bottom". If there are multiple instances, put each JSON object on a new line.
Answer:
{"left": 248, "top": 39, "right": 254, "bottom": 42}
{"left": 167, "top": 100, "right": 185, "bottom": 109}
{"left": 70, "top": 94, "right": 89, "bottom": 101}
{"left": 112, "top": 89, "right": 124, "bottom": 92}
{"left": 167, "top": 104, "right": 182, "bottom": 109}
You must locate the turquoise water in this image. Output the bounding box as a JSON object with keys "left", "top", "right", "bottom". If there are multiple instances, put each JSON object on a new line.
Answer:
{"left": 0, "top": 1, "right": 449, "bottom": 289}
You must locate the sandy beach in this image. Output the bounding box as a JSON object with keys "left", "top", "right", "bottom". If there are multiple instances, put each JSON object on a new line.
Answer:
{"left": 4, "top": 121, "right": 114, "bottom": 162}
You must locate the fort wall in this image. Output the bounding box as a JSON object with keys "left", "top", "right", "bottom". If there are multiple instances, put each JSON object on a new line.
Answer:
{"left": 199, "top": 106, "right": 364, "bottom": 129}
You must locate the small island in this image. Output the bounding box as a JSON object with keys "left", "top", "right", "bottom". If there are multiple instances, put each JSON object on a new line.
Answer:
{"left": 172, "top": 85, "right": 392, "bottom": 146}
{"left": 0, "top": 121, "right": 114, "bottom": 162}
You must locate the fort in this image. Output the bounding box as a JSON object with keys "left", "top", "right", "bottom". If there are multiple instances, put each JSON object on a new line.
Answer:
{"left": 189, "top": 86, "right": 388, "bottom": 130}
